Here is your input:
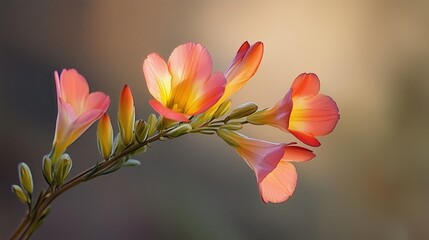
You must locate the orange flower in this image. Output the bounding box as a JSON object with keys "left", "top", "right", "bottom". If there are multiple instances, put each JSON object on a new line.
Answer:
{"left": 143, "top": 43, "right": 226, "bottom": 122}
{"left": 206, "top": 41, "right": 264, "bottom": 116}
{"left": 217, "top": 129, "right": 315, "bottom": 203}
{"left": 248, "top": 73, "right": 339, "bottom": 147}
{"left": 51, "top": 69, "right": 110, "bottom": 163}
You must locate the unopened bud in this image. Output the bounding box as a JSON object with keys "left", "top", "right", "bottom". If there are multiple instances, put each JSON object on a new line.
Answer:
{"left": 216, "top": 129, "right": 240, "bottom": 147}
{"left": 118, "top": 85, "right": 135, "bottom": 145}
{"left": 147, "top": 114, "right": 158, "bottom": 136}
{"left": 227, "top": 102, "right": 258, "bottom": 121}
{"left": 213, "top": 100, "right": 232, "bottom": 119}
{"left": 18, "top": 163, "right": 33, "bottom": 195}
{"left": 42, "top": 156, "right": 53, "bottom": 185}
{"left": 97, "top": 114, "right": 113, "bottom": 160}
{"left": 12, "top": 185, "right": 29, "bottom": 204}
{"left": 135, "top": 120, "right": 149, "bottom": 143}
{"left": 55, "top": 154, "right": 73, "bottom": 185}
{"left": 220, "top": 122, "right": 243, "bottom": 131}
{"left": 166, "top": 124, "right": 192, "bottom": 138}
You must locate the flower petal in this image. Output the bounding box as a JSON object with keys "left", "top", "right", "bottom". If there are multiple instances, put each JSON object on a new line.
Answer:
{"left": 168, "top": 42, "right": 212, "bottom": 88}
{"left": 149, "top": 99, "right": 190, "bottom": 122}
{"left": 258, "top": 161, "right": 297, "bottom": 203}
{"left": 291, "top": 73, "right": 320, "bottom": 98}
{"left": 84, "top": 92, "right": 110, "bottom": 112}
{"left": 143, "top": 53, "right": 172, "bottom": 104}
{"left": 222, "top": 41, "right": 264, "bottom": 100}
{"left": 58, "top": 69, "right": 90, "bottom": 113}
{"left": 289, "top": 130, "right": 321, "bottom": 147}
{"left": 282, "top": 146, "right": 315, "bottom": 162}
{"left": 289, "top": 94, "right": 339, "bottom": 146}
{"left": 184, "top": 72, "right": 226, "bottom": 115}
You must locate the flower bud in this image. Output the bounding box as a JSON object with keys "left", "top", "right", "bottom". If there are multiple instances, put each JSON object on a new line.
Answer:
{"left": 216, "top": 129, "right": 240, "bottom": 147}
{"left": 220, "top": 122, "right": 243, "bottom": 131}
{"left": 18, "top": 162, "right": 33, "bottom": 195}
{"left": 42, "top": 155, "right": 53, "bottom": 185}
{"left": 118, "top": 85, "right": 135, "bottom": 145}
{"left": 12, "top": 185, "right": 29, "bottom": 204}
{"left": 97, "top": 114, "right": 113, "bottom": 160}
{"left": 227, "top": 102, "right": 258, "bottom": 121}
{"left": 55, "top": 154, "right": 73, "bottom": 185}
{"left": 135, "top": 120, "right": 148, "bottom": 143}
{"left": 166, "top": 124, "right": 192, "bottom": 138}
{"left": 212, "top": 100, "right": 232, "bottom": 119}
{"left": 147, "top": 114, "right": 158, "bottom": 137}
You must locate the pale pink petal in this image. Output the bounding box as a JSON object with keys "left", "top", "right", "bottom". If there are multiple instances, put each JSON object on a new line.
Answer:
{"left": 258, "top": 161, "right": 297, "bottom": 203}
{"left": 65, "top": 109, "right": 105, "bottom": 146}
{"left": 59, "top": 69, "right": 90, "bottom": 112}
{"left": 168, "top": 42, "right": 212, "bottom": 88}
{"left": 84, "top": 92, "right": 110, "bottom": 112}
{"left": 143, "top": 53, "right": 172, "bottom": 104}
{"left": 282, "top": 146, "right": 315, "bottom": 162}
{"left": 291, "top": 73, "right": 320, "bottom": 98}
{"left": 149, "top": 99, "right": 190, "bottom": 122}
{"left": 184, "top": 72, "right": 226, "bottom": 114}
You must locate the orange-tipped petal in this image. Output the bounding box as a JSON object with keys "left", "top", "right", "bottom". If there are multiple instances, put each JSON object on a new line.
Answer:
{"left": 143, "top": 53, "right": 172, "bottom": 104}
{"left": 291, "top": 73, "right": 320, "bottom": 98}
{"left": 149, "top": 100, "right": 190, "bottom": 122}
{"left": 282, "top": 146, "right": 316, "bottom": 162}
{"left": 223, "top": 41, "right": 264, "bottom": 100}
{"left": 289, "top": 130, "right": 321, "bottom": 147}
{"left": 258, "top": 161, "right": 297, "bottom": 203}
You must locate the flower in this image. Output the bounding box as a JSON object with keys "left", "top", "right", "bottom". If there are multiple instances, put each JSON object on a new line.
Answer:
{"left": 118, "top": 85, "right": 135, "bottom": 145}
{"left": 206, "top": 41, "right": 264, "bottom": 116}
{"left": 217, "top": 129, "right": 315, "bottom": 203}
{"left": 51, "top": 69, "right": 110, "bottom": 163}
{"left": 97, "top": 114, "right": 113, "bottom": 160}
{"left": 143, "top": 42, "right": 227, "bottom": 122}
{"left": 248, "top": 73, "right": 339, "bottom": 147}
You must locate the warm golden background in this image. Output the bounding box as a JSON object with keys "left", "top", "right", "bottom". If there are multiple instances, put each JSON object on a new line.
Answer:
{"left": 1, "top": 1, "right": 428, "bottom": 239}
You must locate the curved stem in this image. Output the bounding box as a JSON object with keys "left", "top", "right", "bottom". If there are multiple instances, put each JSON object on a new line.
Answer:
{"left": 10, "top": 131, "right": 163, "bottom": 240}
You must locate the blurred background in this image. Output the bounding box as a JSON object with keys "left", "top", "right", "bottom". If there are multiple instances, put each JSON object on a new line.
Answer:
{"left": 1, "top": 0, "right": 428, "bottom": 239}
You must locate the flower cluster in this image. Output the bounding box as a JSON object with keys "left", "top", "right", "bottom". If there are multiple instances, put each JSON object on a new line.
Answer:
{"left": 11, "top": 41, "right": 339, "bottom": 239}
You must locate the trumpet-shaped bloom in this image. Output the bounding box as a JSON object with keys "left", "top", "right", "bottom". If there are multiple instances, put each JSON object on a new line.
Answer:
{"left": 207, "top": 41, "right": 264, "bottom": 116}
{"left": 248, "top": 73, "right": 339, "bottom": 147}
{"left": 217, "top": 129, "right": 315, "bottom": 203}
{"left": 52, "top": 69, "right": 110, "bottom": 163}
{"left": 118, "top": 85, "right": 135, "bottom": 145}
{"left": 143, "top": 42, "right": 227, "bottom": 122}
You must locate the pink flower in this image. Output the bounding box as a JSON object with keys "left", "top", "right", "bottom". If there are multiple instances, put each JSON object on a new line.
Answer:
{"left": 217, "top": 129, "right": 315, "bottom": 203}
{"left": 248, "top": 73, "right": 339, "bottom": 147}
{"left": 51, "top": 69, "right": 110, "bottom": 163}
{"left": 143, "top": 42, "right": 227, "bottom": 122}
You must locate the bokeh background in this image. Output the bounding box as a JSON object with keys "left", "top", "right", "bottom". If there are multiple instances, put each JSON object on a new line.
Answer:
{"left": 1, "top": 0, "right": 429, "bottom": 239}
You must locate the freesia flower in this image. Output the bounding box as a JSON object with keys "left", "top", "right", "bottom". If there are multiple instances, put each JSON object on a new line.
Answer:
{"left": 217, "top": 129, "right": 315, "bottom": 203}
{"left": 143, "top": 42, "right": 227, "bottom": 122}
{"left": 118, "top": 85, "right": 135, "bottom": 145}
{"left": 206, "top": 41, "right": 264, "bottom": 116}
{"left": 51, "top": 69, "right": 110, "bottom": 163}
{"left": 248, "top": 73, "right": 339, "bottom": 147}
